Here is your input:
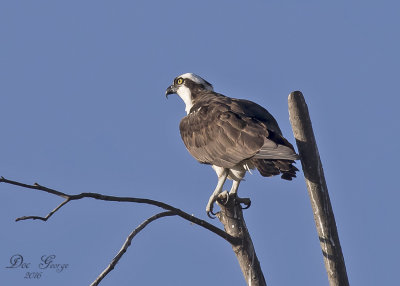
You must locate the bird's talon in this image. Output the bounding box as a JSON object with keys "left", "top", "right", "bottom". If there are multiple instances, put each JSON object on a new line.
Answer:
{"left": 207, "top": 211, "right": 217, "bottom": 219}
{"left": 241, "top": 202, "right": 251, "bottom": 209}
{"left": 218, "top": 190, "right": 230, "bottom": 205}
{"left": 206, "top": 201, "right": 218, "bottom": 219}
{"left": 241, "top": 200, "right": 251, "bottom": 210}
{"left": 224, "top": 194, "right": 230, "bottom": 206}
{"left": 235, "top": 197, "right": 251, "bottom": 210}
{"left": 223, "top": 195, "right": 230, "bottom": 205}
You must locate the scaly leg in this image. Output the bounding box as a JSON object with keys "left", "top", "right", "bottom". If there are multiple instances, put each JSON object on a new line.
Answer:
{"left": 226, "top": 179, "right": 251, "bottom": 209}
{"left": 206, "top": 169, "right": 228, "bottom": 218}
{"left": 229, "top": 180, "right": 241, "bottom": 196}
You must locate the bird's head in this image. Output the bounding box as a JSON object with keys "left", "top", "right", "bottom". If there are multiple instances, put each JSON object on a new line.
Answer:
{"left": 165, "top": 73, "right": 214, "bottom": 114}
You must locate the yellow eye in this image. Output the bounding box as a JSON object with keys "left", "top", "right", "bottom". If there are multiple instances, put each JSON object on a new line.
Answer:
{"left": 176, "top": 78, "right": 184, "bottom": 85}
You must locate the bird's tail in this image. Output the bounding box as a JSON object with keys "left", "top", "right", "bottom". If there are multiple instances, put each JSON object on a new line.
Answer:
{"left": 253, "top": 159, "right": 299, "bottom": 180}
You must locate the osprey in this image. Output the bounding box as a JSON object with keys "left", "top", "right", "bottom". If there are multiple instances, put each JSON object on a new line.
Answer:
{"left": 166, "top": 73, "right": 299, "bottom": 217}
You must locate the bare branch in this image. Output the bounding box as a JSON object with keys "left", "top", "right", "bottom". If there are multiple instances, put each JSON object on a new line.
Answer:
{"left": 0, "top": 176, "right": 240, "bottom": 245}
{"left": 1, "top": 176, "right": 69, "bottom": 198}
{"left": 216, "top": 193, "right": 267, "bottom": 286}
{"left": 16, "top": 198, "right": 70, "bottom": 222}
{"left": 91, "top": 211, "right": 175, "bottom": 286}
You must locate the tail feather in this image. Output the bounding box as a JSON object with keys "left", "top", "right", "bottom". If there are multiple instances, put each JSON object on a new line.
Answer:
{"left": 253, "top": 158, "right": 299, "bottom": 180}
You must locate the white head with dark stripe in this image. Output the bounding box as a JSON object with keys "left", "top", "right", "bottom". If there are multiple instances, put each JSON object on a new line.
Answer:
{"left": 166, "top": 73, "right": 214, "bottom": 114}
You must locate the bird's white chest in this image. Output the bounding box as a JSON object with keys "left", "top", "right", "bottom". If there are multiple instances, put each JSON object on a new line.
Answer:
{"left": 177, "top": 85, "right": 193, "bottom": 114}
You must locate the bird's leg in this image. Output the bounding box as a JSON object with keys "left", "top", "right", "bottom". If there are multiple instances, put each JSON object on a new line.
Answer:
{"left": 206, "top": 169, "right": 228, "bottom": 218}
{"left": 229, "top": 180, "right": 240, "bottom": 196}
{"left": 226, "top": 180, "right": 251, "bottom": 209}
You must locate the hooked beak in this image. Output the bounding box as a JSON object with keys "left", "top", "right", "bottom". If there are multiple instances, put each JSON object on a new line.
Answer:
{"left": 165, "top": 85, "right": 177, "bottom": 99}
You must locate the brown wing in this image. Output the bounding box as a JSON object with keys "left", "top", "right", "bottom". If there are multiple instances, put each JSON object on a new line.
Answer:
{"left": 179, "top": 93, "right": 299, "bottom": 168}
{"left": 179, "top": 99, "right": 269, "bottom": 168}
{"left": 229, "top": 98, "right": 283, "bottom": 135}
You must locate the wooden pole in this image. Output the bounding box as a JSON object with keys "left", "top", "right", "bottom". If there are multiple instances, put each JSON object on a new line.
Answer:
{"left": 288, "top": 91, "right": 349, "bottom": 286}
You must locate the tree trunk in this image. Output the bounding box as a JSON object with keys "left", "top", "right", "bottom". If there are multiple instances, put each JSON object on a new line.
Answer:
{"left": 288, "top": 91, "right": 349, "bottom": 286}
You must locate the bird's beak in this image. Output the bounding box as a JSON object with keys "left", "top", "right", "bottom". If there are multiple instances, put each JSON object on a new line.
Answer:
{"left": 165, "top": 85, "right": 177, "bottom": 99}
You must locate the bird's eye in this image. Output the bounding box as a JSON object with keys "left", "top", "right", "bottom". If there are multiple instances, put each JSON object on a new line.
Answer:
{"left": 176, "top": 78, "right": 184, "bottom": 85}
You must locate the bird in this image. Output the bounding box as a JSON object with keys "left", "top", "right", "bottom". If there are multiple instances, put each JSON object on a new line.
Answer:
{"left": 166, "top": 73, "right": 299, "bottom": 218}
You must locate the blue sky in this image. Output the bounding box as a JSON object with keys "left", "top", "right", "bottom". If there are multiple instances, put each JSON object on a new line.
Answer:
{"left": 1, "top": 1, "right": 399, "bottom": 285}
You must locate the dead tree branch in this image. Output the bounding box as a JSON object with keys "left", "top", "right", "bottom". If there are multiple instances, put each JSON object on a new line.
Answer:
{"left": 91, "top": 211, "right": 176, "bottom": 286}
{"left": 0, "top": 176, "right": 244, "bottom": 285}
{"left": 16, "top": 199, "right": 70, "bottom": 222}
{"left": 288, "top": 91, "right": 349, "bottom": 286}
{"left": 0, "top": 176, "right": 239, "bottom": 245}
{"left": 216, "top": 193, "right": 267, "bottom": 286}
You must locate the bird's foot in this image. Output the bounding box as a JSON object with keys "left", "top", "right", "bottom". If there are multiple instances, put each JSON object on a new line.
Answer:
{"left": 206, "top": 190, "right": 231, "bottom": 218}
{"left": 217, "top": 192, "right": 251, "bottom": 209}
{"left": 219, "top": 190, "right": 230, "bottom": 205}
{"left": 206, "top": 193, "right": 251, "bottom": 218}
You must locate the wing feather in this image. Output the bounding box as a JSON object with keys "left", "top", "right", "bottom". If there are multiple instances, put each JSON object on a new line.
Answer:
{"left": 179, "top": 93, "right": 298, "bottom": 168}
